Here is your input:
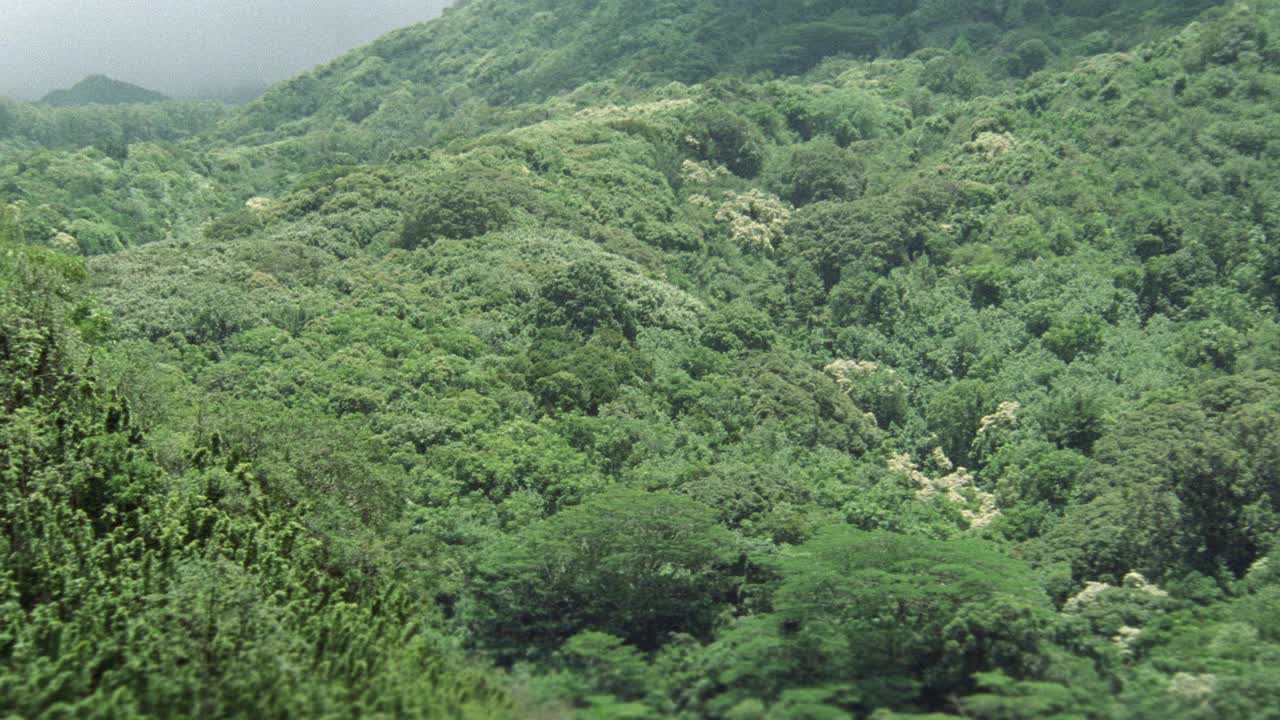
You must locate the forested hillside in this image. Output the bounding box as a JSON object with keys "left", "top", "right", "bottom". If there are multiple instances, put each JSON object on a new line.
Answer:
{"left": 40, "top": 75, "right": 170, "bottom": 107}
{"left": 4, "top": 1, "right": 1280, "bottom": 718}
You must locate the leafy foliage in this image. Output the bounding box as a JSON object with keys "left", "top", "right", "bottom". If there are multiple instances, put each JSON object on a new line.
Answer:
{"left": 6, "top": 0, "right": 1280, "bottom": 717}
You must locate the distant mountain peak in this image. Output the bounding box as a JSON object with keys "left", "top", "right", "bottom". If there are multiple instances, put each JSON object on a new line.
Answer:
{"left": 40, "top": 75, "right": 168, "bottom": 107}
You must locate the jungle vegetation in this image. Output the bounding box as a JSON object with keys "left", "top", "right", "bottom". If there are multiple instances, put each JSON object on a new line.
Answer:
{"left": 3, "top": 0, "right": 1280, "bottom": 717}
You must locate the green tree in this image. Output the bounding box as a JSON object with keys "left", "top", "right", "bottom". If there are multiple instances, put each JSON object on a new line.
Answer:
{"left": 686, "top": 106, "right": 767, "bottom": 178}
{"left": 557, "top": 632, "right": 651, "bottom": 701}
{"left": 701, "top": 301, "right": 777, "bottom": 352}
{"left": 1035, "top": 377, "right": 1280, "bottom": 581}
{"left": 534, "top": 258, "right": 637, "bottom": 338}
{"left": 767, "top": 137, "right": 867, "bottom": 206}
{"left": 926, "top": 379, "right": 993, "bottom": 469}
{"left": 1011, "top": 39, "right": 1052, "bottom": 77}
{"left": 707, "top": 529, "right": 1053, "bottom": 714}
{"left": 784, "top": 199, "right": 911, "bottom": 290}
{"left": 467, "top": 489, "right": 738, "bottom": 660}
{"left": 399, "top": 170, "right": 527, "bottom": 249}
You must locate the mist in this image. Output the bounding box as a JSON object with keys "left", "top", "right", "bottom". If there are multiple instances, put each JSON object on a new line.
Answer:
{"left": 0, "top": 0, "right": 454, "bottom": 101}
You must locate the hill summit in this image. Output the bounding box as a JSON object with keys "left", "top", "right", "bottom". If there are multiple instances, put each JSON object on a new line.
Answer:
{"left": 40, "top": 74, "right": 169, "bottom": 107}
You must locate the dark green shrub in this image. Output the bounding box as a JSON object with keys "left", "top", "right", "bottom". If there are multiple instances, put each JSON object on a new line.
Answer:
{"left": 685, "top": 107, "right": 767, "bottom": 178}
{"left": 1200, "top": 12, "right": 1268, "bottom": 66}
{"left": 399, "top": 180, "right": 514, "bottom": 249}
{"left": 1013, "top": 39, "right": 1052, "bottom": 76}
{"left": 766, "top": 137, "right": 866, "bottom": 206}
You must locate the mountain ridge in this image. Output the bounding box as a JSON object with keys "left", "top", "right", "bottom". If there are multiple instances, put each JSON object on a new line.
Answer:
{"left": 216, "top": 0, "right": 1225, "bottom": 147}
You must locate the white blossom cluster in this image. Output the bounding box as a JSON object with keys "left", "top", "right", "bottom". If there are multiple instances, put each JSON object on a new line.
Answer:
{"left": 823, "top": 359, "right": 883, "bottom": 387}
{"left": 680, "top": 159, "right": 731, "bottom": 185}
{"left": 1112, "top": 625, "right": 1142, "bottom": 660}
{"left": 978, "top": 400, "right": 1022, "bottom": 435}
{"left": 1168, "top": 672, "right": 1217, "bottom": 703}
{"left": 966, "top": 131, "right": 1016, "bottom": 161}
{"left": 245, "top": 196, "right": 273, "bottom": 212}
{"left": 888, "top": 450, "right": 999, "bottom": 528}
{"left": 714, "top": 190, "right": 791, "bottom": 253}
{"left": 1063, "top": 572, "right": 1168, "bottom": 614}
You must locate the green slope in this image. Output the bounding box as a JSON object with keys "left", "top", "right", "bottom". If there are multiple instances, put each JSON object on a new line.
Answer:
{"left": 5, "top": 0, "right": 1280, "bottom": 717}
{"left": 227, "top": 0, "right": 1222, "bottom": 135}
{"left": 0, "top": 0, "right": 1236, "bottom": 254}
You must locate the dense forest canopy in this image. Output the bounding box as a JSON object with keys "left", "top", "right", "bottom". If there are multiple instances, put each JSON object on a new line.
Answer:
{"left": 4, "top": 0, "right": 1280, "bottom": 717}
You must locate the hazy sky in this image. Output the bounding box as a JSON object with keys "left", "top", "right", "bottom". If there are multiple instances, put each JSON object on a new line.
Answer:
{"left": 0, "top": 0, "right": 454, "bottom": 101}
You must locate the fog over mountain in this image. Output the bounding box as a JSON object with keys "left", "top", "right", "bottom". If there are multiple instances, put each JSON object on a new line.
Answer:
{"left": 0, "top": 0, "right": 453, "bottom": 101}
